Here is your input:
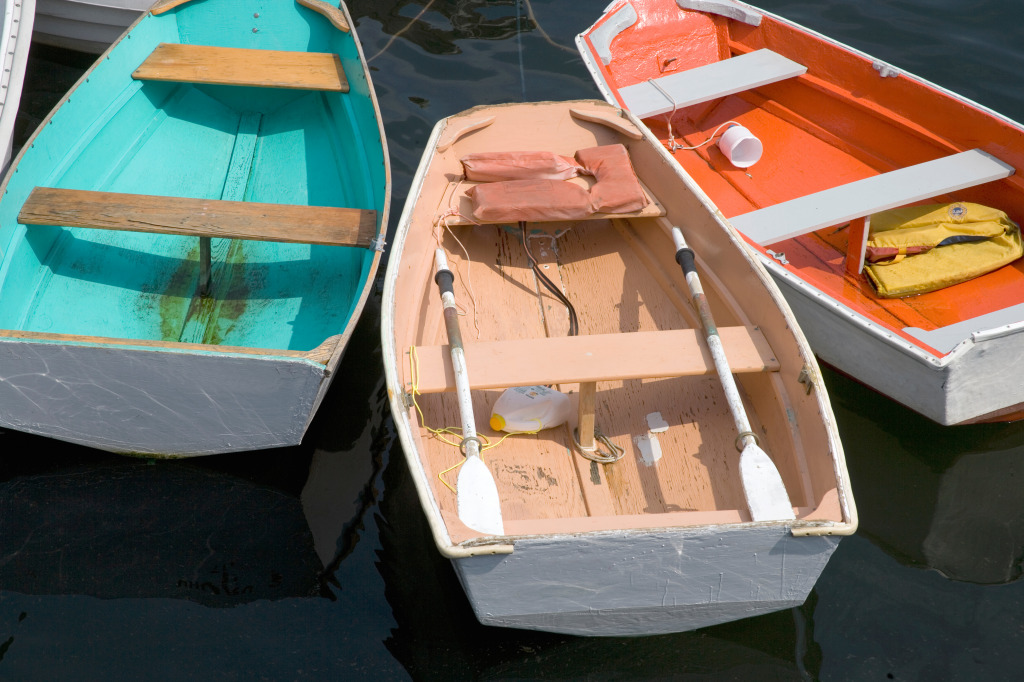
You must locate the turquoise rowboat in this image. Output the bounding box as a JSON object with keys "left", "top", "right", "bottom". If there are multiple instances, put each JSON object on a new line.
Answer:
{"left": 0, "top": 0, "right": 390, "bottom": 456}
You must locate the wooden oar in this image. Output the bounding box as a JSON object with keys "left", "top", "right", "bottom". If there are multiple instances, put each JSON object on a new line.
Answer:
{"left": 433, "top": 249, "right": 505, "bottom": 535}
{"left": 671, "top": 228, "right": 795, "bottom": 521}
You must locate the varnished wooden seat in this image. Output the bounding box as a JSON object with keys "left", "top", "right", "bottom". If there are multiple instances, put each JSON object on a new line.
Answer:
{"left": 19, "top": 187, "right": 378, "bottom": 247}
{"left": 132, "top": 43, "right": 349, "bottom": 92}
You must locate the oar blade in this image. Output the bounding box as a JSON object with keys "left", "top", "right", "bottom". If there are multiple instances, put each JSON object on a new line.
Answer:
{"left": 740, "top": 443, "right": 796, "bottom": 522}
{"left": 457, "top": 456, "right": 505, "bottom": 535}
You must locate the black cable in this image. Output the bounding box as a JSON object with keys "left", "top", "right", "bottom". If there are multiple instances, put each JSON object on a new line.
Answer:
{"left": 520, "top": 221, "right": 578, "bottom": 336}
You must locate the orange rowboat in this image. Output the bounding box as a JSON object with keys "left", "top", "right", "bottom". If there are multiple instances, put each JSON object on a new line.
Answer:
{"left": 578, "top": 0, "right": 1024, "bottom": 426}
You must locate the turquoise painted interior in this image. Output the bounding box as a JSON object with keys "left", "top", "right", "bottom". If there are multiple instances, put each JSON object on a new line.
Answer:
{"left": 0, "top": 0, "right": 387, "bottom": 352}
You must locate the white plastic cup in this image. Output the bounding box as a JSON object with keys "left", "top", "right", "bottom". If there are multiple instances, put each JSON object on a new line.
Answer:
{"left": 718, "top": 124, "right": 763, "bottom": 168}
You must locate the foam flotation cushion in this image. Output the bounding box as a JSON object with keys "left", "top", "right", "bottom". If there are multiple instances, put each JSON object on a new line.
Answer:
{"left": 575, "top": 144, "right": 648, "bottom": 214}
{"left": 466, "top": 179, "right": 594, "bottom": 223}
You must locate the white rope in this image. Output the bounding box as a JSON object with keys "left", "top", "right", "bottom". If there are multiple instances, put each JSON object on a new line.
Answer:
{"left": 646, "top": 76, "right": 742, "bottom": 154}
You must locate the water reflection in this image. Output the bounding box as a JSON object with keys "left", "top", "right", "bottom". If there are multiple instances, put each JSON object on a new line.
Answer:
{"left": 0, "top": 292, "right": 387, "bottom": 607}
{"left": 823, "top": 367, "right": 1024, "bottom": 585}
{"left": 0, "top": 449, "right": 322, "bottom": 605}
{"left": 354, "top": 0, "right": 529, "bottom": 57}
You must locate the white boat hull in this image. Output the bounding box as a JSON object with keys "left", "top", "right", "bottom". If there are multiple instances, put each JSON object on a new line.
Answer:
{"left": 453, "top": 526, "right": 841, "bottom": 636}
{"left": 1, "top": 0, "right": 34, "bottom": 168}
{"left": 34, "top": 0, "right": 146, "bottom": 53}
{"left": 0, "top": 338, "right": 331, "bottom": 456}
{"left": 764, "top": 261, "right": 1024, "bottom": 425}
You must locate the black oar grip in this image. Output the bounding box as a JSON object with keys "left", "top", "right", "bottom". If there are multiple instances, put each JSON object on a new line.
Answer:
{"left": 675, "top": 246, "right": 696, "bottom": 273}
{"left": 435, "top": 267, "right": 455, "bottom": 295}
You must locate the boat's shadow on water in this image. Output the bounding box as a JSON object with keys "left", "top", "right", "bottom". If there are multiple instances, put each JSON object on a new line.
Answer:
{"left": 822, "top": 365, "right": 1024, "bottom": 585}
{"left": 0, "top": 286, "right": 388, "bottom": 608}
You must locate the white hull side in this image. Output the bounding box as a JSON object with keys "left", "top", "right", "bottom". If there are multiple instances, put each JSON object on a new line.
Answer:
{"left": 0, "top": 339, "right": 329, "bottom": 456}
{"left": 1, "top": 0, "right": 34, "bottom": 169}
{"left": 34, "top": 0, "right": 146, "bottom": 53}
{"left": 764, "top": 263, "right": 1024, "bottom": 426}
{"left": 452, "top": 526, "right": 841, "bottom": 637}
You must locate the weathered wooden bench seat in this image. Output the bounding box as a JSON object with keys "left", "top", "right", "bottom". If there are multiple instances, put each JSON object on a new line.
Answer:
{"left": 19, "top": 187, "right": 378, "bottom": 247}
{"left": 729, "top": 148, "right": 1016, "bottom": 273}
{"left": 132, "top": 43, "right": 349, "bottom": 92}
{"left": 618, "top": 49, "right": 806, "bottom": 119}
{"left": 412, "top": 326, "right": 778, "bottom": 449}
{"left": 411, "top": 326, "right": 778, "bottom": 394}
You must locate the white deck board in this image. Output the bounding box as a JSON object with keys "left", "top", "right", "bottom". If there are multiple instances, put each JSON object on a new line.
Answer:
{"left": 619, "top": 49, "right": 806, "bottom": 119}
{"left": 904, "top": 302, "right": 1024, "bottom": 354}
{"left": 731, "top": 149, "right": 1016, "bottom": 245}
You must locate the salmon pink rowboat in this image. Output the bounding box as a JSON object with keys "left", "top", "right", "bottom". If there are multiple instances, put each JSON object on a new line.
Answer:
{"left": 578, "top": 0, "right": 1024, "bottom": 426}
{"left": 381, "top": 99, "right": 856, "bottom": 636}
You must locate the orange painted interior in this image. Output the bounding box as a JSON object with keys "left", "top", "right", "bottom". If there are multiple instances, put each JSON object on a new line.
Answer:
{"left": 583, "top": 2, "right": 1024, "bottom": 358}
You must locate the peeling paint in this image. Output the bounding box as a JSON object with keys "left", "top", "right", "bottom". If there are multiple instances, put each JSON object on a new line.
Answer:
{"left": 634, "top": 432, "right": 662, "bottom": 466}
{"left": 646, "top": 411, "right": 669, "bottom": 432}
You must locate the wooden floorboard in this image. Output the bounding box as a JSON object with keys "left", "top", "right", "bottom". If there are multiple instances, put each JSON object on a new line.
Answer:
{"left": 413, "top": 219, "right": 751, "bottom": 522}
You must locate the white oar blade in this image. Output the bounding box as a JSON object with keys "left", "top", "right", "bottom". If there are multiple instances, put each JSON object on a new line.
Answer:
{"left": 740, "top": 443, "right": 796, "bottom": 522}
{"left": 457, "top": 456, "right": 505, "bottom": 535}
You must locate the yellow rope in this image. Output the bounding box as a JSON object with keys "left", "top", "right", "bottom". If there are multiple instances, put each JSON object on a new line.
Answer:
{"left": 407, "top": 346, "right": 526, "bottom": 494}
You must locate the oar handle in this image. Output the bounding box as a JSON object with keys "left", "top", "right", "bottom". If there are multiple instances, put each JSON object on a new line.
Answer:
{"left": 434, "top": 250, "right": 466, "bottom": 353}
{"left": 434, "top": 249, "right": 480, "bottom": 458}
{"left": 673, "top": 228, "right": 719, "bottom": 339}
{"left": 672, "top": 228, "right": 755, "bottom": 443}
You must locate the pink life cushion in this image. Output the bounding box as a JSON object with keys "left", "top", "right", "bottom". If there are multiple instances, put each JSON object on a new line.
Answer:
{"left": 461, "top": 151, "right": 585, "bottom": 182}
{"left": 575, "top": 144, "right": 648, "bottom": 214}
{"left": 466, "top": 179, "right": 594, "bottom": 223}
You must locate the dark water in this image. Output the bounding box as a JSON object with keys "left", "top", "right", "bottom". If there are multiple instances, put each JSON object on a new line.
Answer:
{"left": 4, "top": 0, "right": 1024, "bottom": 679}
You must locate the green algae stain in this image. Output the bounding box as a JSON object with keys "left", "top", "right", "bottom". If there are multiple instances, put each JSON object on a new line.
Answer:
{"left": 156, "top": 241, "right": 200, "bottom": 342}
{"left": 158, "top": 239, "right": 254, "bottom": 346}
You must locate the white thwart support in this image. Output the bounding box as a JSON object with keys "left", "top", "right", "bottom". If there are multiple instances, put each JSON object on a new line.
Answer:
{"left": 676, "top": 0, "right": 763, "bottom": 26}
{"left": 618, "top": 49, "right": 806, "bottom": 119}
{"left": 730, "top": 149, "right": 1016, "bottom": 246}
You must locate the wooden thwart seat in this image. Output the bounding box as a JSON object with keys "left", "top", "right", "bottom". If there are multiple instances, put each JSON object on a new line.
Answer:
{"left": 619, "top": 49, "right": 807, "bottom": 119}
{"left": 729, "top": 148, "right": 1016, "bottom": 273}
{"left": 732, "top": 149, "right": 1015, "bottom": 246}
{"left": 19, "top": 187, "right": 378, "bottom": 247}
{"left": 132, "top": 43, "right": 349, "bottom": 92}
{"left": 413, "top": 326, "right": 777, "bottom": 450}
{"left": 412, "top": 326, "right": 777, "bottom": 393}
